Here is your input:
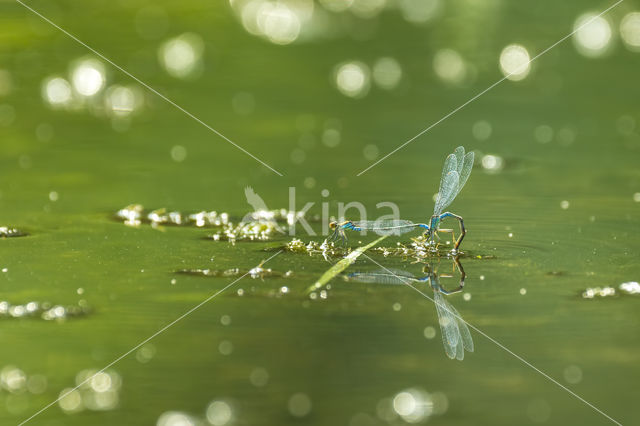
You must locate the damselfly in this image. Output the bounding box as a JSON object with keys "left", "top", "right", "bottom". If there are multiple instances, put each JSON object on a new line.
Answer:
{"left": 345, "top": 259, "right": 473, "bottom": 360}
{"left": 329, "top": 146, "right": 474, "bottom": 252}
{"left": 328, "top": 219, "right": 429, "bottom": 245}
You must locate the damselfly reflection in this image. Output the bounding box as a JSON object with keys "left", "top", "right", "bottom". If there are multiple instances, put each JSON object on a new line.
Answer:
{"left": 329, "top": 146, "right": 474, "bottom": 253}
{"left": 345, "top": 258, "right": 474, "bottom": 360}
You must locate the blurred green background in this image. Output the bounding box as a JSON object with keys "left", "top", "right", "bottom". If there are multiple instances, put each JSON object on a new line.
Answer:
{"left": 1, "top": 0, "right": 639, "bottom": 425}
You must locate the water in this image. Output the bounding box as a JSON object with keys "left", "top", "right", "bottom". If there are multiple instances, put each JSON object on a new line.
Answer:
{"left": 1, "top": 1, "right": 639, "bottom": 425}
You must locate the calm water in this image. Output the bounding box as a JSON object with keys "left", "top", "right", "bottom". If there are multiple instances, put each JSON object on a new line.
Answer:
{"left": 1, "top": 1, "right": 639, "bottom": 425}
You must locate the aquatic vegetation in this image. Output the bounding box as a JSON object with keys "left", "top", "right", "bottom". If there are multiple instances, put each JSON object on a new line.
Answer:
{"left": 115, "top": 204, "right": 311, "bottom": 228}
{"left": 370, "top": 235, "right": 459, "bottom": 260}
{"left": 115, "top": 204, "right": 313, "bottom": 243}
{"left": 372, "top": 237, "right": 440, "bottom": 259}
{"left": 0, "top": 300, "right": 90, "bottom": 320}
{"left": 283, "top": 238, "right": 351, "bottom": 258}
{"left": 581, "top": 286, "right": 616, "bottom": 298}
{"left": 207, "top": 221, "right": 282, "bottom": 243}
{"left": 306, "top": 236, "right": 388, "bottom": 294}
{"left": 0, "top": 226, "right": 28, "bottom": 238}
{"left": 330, "top": 146, "right": 474, "bottom": 253}
{"left": 115, "top": 204, "right": 231, "bottom": 227}
{"left": 369, "top": 235, "right": 497, "bottom": 261}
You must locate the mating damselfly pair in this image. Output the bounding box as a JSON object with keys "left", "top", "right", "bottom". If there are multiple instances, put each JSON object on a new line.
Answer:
{"left": 329, "top": 146, "right": 474, "bottom": 253}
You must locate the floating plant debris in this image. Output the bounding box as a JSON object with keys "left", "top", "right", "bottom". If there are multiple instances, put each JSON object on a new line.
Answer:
{"left": 306, "top": 236, "right": 388, "bottom": 294}
{"left": 284, "top": 238, "right": 351, "bottom": 258}
{"left": 115, "top": 204, "right": 231, "bottom": 228}
{"left": 582, "top": 287, "right": 616, "bottom": 299}
{"left": 115, "top": 204, "right": 315, "bottom": 243}
{"left": 207, "top": 221, "right": 283, "bottom": 243}
{"left": 0, "top": 226, "right": 28, "bottom": 238}
{"left": 115, "top": 204, "right": 314, "bottom": 228}
{"left": 0, "top": 300, "right": 91, "bottom": 320}
{"left": 371, "top": 235, "right": 465, "bottom": 260}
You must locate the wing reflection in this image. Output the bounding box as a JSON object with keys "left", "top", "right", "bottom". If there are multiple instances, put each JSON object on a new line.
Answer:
{"left": 345, "top": 257, "right": 474, "bottom": 360}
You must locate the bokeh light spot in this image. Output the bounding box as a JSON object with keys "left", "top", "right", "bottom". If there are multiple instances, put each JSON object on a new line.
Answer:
{"left": 42, "top": 77, "right": 73, "bottom": 108}
{"left": 620, "top": 12, "right": 640, "bottom": 51}
{"left": 563, "top": 365, "right": 583, "bottom": 384}
{"left": 372, "top": 57, "right": 402, "bottom": 90}
{"left": 433, "top": 49, "right": 466, "bottom": 85}
{"left": 159, "top": 33, "right": 204, "bottom": 79}
{"left": 334, "top": 61, "right": 370, "bottom": 98}
{"left": 363, "top": 144, "right": 379, "bottom": 160}
{"left": 499, "top": 44, "right": 531, "bottom": 81}
{"left": 573, "top": 13, "right": 612, "bottom": 58}
{"left": 249, "top": 367, "right": 269, "bottom": 387}
{"left": 206, "top": 400, "right": 233, "bottom": 426}
{"left": 472, "top": 120, "right": 492, "bottom": 141}
{"left": 288, "top": 392, "right": 312, "bottom": 417}
{"left": 481, "top": 154, "right": 504, "bottom": 173}
{"left": 71, "top": 59, "right": 106, "bottom": 97}
{"left": 398, "top": 0, "right": 441, "bottom": 24}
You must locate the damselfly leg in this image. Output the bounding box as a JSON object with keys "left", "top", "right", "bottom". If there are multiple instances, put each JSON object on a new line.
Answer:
{"left": 438, "top": 212, "right": 466, "bottom": 251}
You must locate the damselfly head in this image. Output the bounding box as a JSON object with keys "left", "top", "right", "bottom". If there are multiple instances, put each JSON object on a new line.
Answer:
{"left": 329, "top": 221, "right": 338, "bottom": 230}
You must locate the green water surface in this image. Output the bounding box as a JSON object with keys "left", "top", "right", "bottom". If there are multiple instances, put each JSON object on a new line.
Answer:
{"left": 1, "top": 1, "right": 639, "bottom": 425}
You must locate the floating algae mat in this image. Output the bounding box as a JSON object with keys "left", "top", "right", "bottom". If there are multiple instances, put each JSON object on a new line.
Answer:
{"left": 114, "top": 205, "right": 314, "bottom": 242}
{"left": 115, "top": 204, "right": 314, "bottom": 228}
{"left": 282, "top": 238, "right": 351, "bottom": 258}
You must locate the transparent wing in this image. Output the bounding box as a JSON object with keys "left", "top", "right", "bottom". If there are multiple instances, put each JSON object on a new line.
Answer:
{"left": 454, "top": 337, "right": 464, "bottom": 360}
{"left": 351, "top": 220, "right": 423, "bottom": 236}
{"left": 454, "top": 146, "right": 465, "bottom": 173}
{"left": 345, "top": 269, "right": 417, "bottom": 285}
{"left": 460, "top": 319, "right": 474, "bottom": 353}
{"left": 434, "top": 291, "right": 460, "bottom": 359}
{"left": 439, "top": 154, "right": 458, "bottom": 194}
{"left": 433, "top": 171, "right": 460, "bottom": 215}
{"left": 455, "top": 151, "right": 474, "bottom": 199}
{"left": 447, "top": 303, "right": 474, "bottom": 354}
{"left": 433, "top": 153, "right": 457, "bottom": 215}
